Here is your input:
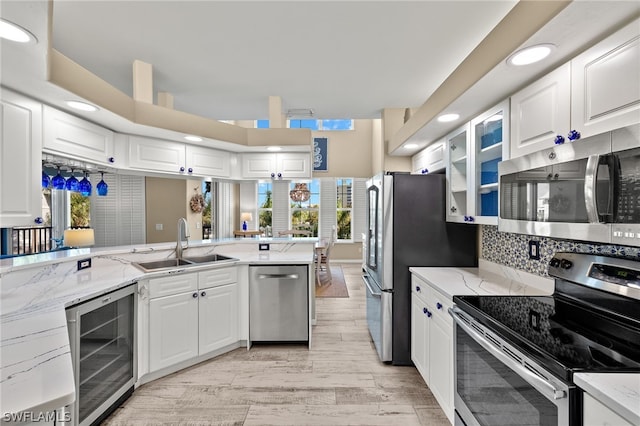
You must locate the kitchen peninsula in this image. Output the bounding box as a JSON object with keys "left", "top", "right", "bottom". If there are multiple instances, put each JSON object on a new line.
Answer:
{"left": 0, "top": 237, "right": 315, "bottom": 420}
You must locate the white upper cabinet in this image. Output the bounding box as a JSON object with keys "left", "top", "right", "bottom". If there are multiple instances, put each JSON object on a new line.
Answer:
{"left": 128, "top": 135, "right": 186, "bottom": 174}
{"left": 185, "top": 145, "right": 231, "bottom": 178}
{"left": 510, "top": 18, "right": 639, "bottom": 159}
{"left": 571, "top": 18, "right": 640, "bottom": 139}
{"left": 43, "top": 106, "right": 115, "bottom": 166}
{"left": 412, "top": 139, "right": 446, "bottom": 174}
{"left": 510, "top": 63, "right": 571, "bottom": 159}
{"left": 127, "top": 135, "right": 231, "bottom": 178}
{"left": 446, "top": 100, "right": 509, "bottom": 225}
{"left": 241, "top": 152, "right": 311, "bottom": 179}
{"left": 0, "top": 89, "right": 43, "bottom": 227}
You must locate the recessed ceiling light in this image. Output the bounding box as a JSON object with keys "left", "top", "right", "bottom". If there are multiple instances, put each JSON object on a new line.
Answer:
{"left": 507, "top": 44, "right": 555, "bottom": 66}
{"left": 0, "top": 19, "right": 37, "bottom": 43}
{"left": 437, "top": 113, "right": 459, "bottom": 123}
{"left": 184, "top": 135, "right": 203, "bottom": 142}
{"left": 267, "top": 146, "right": 282, "bottom": 152}
{"left": 66, "top": 100, "right": 98, "bottom": 112}
{"left": 404, "top": 143, "right": 419, "bottom": 149}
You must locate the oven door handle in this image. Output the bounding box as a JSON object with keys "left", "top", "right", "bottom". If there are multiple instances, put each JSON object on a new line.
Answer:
{"left": 450, "top": 306, "right": 567, "bottom": 401}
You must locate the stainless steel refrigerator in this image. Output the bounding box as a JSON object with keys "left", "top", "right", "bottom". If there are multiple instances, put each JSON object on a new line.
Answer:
{"left": 363, "top": 172, "right": 477, "bottom": 365}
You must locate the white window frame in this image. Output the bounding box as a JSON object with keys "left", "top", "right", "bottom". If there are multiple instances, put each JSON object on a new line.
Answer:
{"left": 289, "top": 180, "right": 319, "bottom": 237}
{"left": 336, "top": 178, "right": 353, "bottom": 242}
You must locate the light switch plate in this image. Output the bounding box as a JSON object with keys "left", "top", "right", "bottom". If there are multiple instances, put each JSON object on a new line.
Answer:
{"left": 259, "top": 243, "right": 270, "bottom": 251}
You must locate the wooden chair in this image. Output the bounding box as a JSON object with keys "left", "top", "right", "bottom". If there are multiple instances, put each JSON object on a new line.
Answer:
{"left": 316, "top": 226, "right": 337, "bottom": 284}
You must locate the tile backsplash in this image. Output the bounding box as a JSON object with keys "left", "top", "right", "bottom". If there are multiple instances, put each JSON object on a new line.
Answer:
{"left": 481, "top": 225, "right": 640, "bottom": 277}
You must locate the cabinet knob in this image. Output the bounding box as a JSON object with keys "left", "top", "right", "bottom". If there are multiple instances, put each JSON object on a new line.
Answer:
{"left": 450, "top": 206, "right": 457, "bottom": 213}
{"left": 108, "top": 157, "right": 115, "bottom": 163}
{"left": 436, "top": 302, "right": 443, "bottom": 310}
{"left": 426, "top": 310, "right": 432, "bottom": 318}
{"left": 422, "top": 169, "right": 428, "bottom": 174}
{"left": 188, "top": 168, "right": 193, "bottom": 173}
{"left": 450, "top": 144, "right": 457, "bottom": 151}
{"left": 180, "top": 166, "right": 185, "bottom": 173}
{"left": 423, "top": 307, "right": 428, "bottom": 314}
{"left": 34, "top": 217, "right": 44, "bottom": 224}
{"left": 415, "top": 286, "right": 421, "bottom": 292}
{"left": 271, "top": 173, "right": 276, "bottom": 178}
{"left": 277, "top": 173, "right": 282, "bottom": 179}
{"left": 192, "top": 292, "right": 198, "bottom": 298}
{"left": 567, "top": 130, "right": 581, "bottom": 141}
{"left": 554, "top": 135, "right": 565, "bottom": 145}
{"left": 200, "top": 291, "right": 206, "bottom": 297}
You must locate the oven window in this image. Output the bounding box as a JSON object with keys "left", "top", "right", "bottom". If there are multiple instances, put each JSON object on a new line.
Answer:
{"left": 457, "top": 328, "right": 557, "bottom": 425}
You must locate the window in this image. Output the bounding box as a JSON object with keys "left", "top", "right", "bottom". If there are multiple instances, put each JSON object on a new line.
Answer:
{"left": 70, "top": 192, "right": 91, "bottom": 227}
{"left": 202, "top": 181, "right": 213, "bottom": 239}
{"left": 258, "top": 182, "right": 273, "bottom": 235}
{"left": 290, "top": 180, "right": 319, "bottom": 237}
{"left": 336, "top": 178, "right": 353, "bottom": 240}
{"left": 256, "top": 119, "right": 270, "bottom": 128}
{"left": 288, "top": 119, "right": 354, "bottom": 131}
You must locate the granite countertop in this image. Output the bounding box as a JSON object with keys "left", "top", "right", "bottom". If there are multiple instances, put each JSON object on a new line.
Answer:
{"left": 0, "top": 238, "right": 315, "bottom": 416}
{"left": 409, "top": 258, "right": 556, "bottom": 299}
{"left": 574, "top": 373, "right": 640, "bottom": 425}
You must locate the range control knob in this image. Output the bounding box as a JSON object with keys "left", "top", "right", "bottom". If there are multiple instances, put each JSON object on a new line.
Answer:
{"left": 560, "top": 259, "right": 573, "bottom": 270}
{"left": 549, "top": 258, "right": 561, "bottom": 268}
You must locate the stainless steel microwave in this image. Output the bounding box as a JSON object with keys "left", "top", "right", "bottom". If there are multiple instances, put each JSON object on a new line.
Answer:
{"left": 498, "top": 124, "right": 640, "bottom": 246}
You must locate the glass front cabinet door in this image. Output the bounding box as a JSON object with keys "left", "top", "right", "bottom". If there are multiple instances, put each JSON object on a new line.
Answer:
{"left": 446, "top": 100, "right": 509, "bottom": 224}
{"left": 446, "top": 123, "right": 470, "bottom": 222}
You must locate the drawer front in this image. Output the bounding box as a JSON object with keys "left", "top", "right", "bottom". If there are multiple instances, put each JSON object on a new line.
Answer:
{"left": 148, "top": 273, "right": 198, "bottom": 299}
{"left": 199, "top": 267, "right": 238, "bottom": 289}
{"left": 411, "top": 275, "right": 429, "bottom": 304}
{"left": 428, "top": 286, "right": 453, "bottom": 328}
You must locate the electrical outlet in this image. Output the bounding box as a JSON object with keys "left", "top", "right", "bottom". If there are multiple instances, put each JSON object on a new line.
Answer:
{"left": 77, "top": 258, "right": 92, "bottom": 271}
{"left": 529, "top": 309, "right": 541, "bottom": 331}
{"left": 155, "top": 223, "right": 163, "bottom": 231}
{"left": 528, "top": 240, "right": 540, "bottom": 260}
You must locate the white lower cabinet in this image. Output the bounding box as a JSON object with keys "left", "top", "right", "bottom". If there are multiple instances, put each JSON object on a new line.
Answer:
{"left": 144, "top": 267, "right": 239, "bottom": 374}
{"left": 411, "top": 275, "right": 454, "bottom": 424}
{"left": 198, "top": 283, "right": 238, "bottom": 354}
{"left": 149, "top": 290, "right": 199, "bottom": 371}
{"left": 583, "top": 393, "right": 633, "bottom": 426}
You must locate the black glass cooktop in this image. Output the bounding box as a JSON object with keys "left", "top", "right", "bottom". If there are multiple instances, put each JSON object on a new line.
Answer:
{"left": 454, "top": 253, "right": 640, "bottom": 381}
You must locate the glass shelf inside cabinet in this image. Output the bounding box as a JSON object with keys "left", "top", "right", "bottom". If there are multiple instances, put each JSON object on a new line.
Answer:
{"left": 474, "top": 111, "right": 504, "bottom": 218}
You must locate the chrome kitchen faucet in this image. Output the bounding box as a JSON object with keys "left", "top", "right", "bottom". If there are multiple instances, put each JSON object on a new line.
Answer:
{"left": 176, "top": 218, "right": 190, "bottom": 259}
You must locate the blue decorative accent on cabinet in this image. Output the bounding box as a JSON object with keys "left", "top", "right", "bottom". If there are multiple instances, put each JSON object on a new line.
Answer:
{"left": 567, "top": 130, "right": 581, "bottom": 141}
{"left": 554, "top": 135, "right": 565, "bottom": 145}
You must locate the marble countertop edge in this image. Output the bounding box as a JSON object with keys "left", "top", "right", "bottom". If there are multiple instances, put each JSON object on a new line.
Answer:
{"left": 574, "top": 372, "right": 640, "bottom": 425}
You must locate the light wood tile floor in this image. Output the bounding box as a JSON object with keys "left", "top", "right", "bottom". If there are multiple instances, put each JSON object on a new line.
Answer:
{"left": 104, "top": 264, "right": 449, "bottom": 425}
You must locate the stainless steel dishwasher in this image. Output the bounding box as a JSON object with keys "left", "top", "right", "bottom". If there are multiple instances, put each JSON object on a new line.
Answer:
{"left": 249, "top": 265, "right": 308, "bottom": 342}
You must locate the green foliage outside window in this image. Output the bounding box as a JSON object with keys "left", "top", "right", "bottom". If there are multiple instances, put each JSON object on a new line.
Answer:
{"left": 70, "top": 192, "right": 90, "bottom": 227}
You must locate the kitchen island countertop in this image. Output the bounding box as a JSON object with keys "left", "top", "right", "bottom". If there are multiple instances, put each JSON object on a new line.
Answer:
{"left": 0, "top": 238, "right": 315, "bottom": 417}
{"left": 574, "top": 372, "right": 640, "bottom": 425}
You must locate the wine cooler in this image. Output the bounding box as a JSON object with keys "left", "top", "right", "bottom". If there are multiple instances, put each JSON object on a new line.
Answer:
{"left": 65, "top": 283, "right": 137, "bottom": 425}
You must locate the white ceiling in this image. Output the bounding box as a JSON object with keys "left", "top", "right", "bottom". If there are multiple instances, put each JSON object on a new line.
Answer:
{"left": 49, "top": 0, "right": 518, "bottom": 120}
{"left": 1, "top": 1, "right": 639, "bottom": 154}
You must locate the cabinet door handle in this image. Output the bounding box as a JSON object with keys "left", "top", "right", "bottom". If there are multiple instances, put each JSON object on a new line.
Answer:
{"left": 554, "top": 135, "right": 565, "bottom": 145}
{"left": 415, "top": 286, "right": 421, "bottom": 292}
{"left": 188, "top": 168, "right": 193, "bottom": 173}
{"left": 426, "top": 310, "right": 432, "bottom": 318}
{"left": 436, "top": 302, "right": 443, "bottom": 310}
{"left": 34, "top": 217, "right": 44, "bottom": 224}
{"left": 192, "top": 292, "right": 198, "bottom": 298}
{"left": 567, "top": 129, "right": 581, "bottom": 141}
{"left": 422, "top": 307, "right": 428, "bottom": 314}
{"left": 108, "top": 157, "right": 115, "bottom": 163}
{"left": 200, "top": 291, "right": 206, "bottom": 297}
{"left": 180, "top": 166, "right": 185, "bottom": 172}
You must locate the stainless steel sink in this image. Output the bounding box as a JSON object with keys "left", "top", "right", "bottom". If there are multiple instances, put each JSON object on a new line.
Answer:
{"left": 182, "top": 254, "right": 235, "bottom": 264}
{"left": 133, "top": 258, "right": 194, "bottom": 272}
{"left": 133, "top": 254, "right": 237, "bottom": 272}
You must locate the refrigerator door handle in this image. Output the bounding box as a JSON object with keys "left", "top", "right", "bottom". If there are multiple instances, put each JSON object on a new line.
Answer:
{"left": 362, "top": 275, "right": 381, "bottom": 297}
